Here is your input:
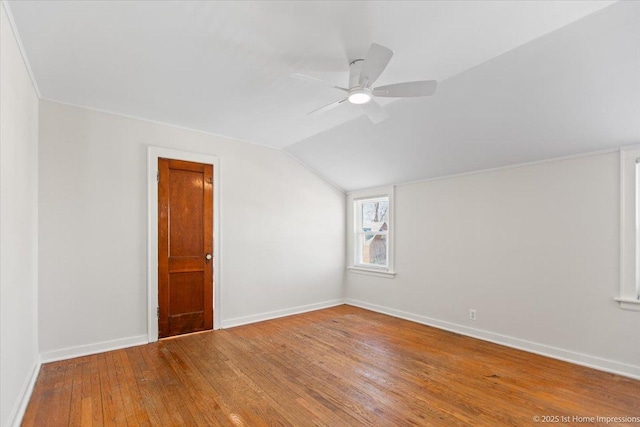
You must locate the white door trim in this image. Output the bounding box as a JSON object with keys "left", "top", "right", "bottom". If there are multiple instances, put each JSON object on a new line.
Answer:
{"left": 147, "top": 146, "right": 222, "bottom": 342}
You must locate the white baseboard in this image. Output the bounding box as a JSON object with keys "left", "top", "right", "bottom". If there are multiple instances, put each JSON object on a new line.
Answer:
{"left": 346, "top": 299, "right": 640, "bottom": 380}
{"left": 40, "top": 334, "right": 148, "bottom": 364}
{"left": 221, "top": 299, "right": 345, "bottom": 329}
{"left": 9, "top": 359, "right": 41, "bottom": 427}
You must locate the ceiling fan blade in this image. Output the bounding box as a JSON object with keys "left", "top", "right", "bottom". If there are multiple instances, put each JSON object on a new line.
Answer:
{"left": 373, "top": 80, "right": 438, "bottom": 97}
{"left": 291, "top": 73, "right": 348, "bottom": 92}
{"left": 359, "top": 43, "right": 393, "bottom": 88}
{"left": 362, "top": 100, "right": 389, "bottom": 124}
{"left": 308, "top": 98, "right": 348, "bottom": 115}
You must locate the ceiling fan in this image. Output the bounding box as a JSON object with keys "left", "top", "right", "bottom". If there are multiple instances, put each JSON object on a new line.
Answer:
{"left": 292, "top": 43, "right": 437, "bottom": 124}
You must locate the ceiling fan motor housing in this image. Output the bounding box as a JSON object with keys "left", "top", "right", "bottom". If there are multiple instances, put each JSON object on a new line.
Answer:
{"left": 348, "top": 59, "right": 372, "bottom": 104}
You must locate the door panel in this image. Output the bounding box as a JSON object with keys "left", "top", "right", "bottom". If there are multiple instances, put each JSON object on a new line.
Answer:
{"left": 169, "top": 272, "right": 204, "bottom": 314}
{"left": 168, "top": 169, "right": 204, "bottom": 256}
{"left": 158, "top": 158, "right": 213, "bottom": 338}
{"left": 168, "top": 272, "right": 205, "bottom": 336}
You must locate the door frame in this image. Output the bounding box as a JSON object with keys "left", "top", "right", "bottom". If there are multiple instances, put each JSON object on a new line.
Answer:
{"left": 147, "top": 146, "right": 221, "bottom": 342}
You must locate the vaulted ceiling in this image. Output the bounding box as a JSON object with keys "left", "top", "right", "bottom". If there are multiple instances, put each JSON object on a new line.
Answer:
{"left": 7, "top": 1, "right": 639, "bottom": 190}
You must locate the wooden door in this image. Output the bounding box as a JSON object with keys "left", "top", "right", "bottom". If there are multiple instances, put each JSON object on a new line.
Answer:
{"left": 158, "top": 158, "right": 213, "bottom": 338}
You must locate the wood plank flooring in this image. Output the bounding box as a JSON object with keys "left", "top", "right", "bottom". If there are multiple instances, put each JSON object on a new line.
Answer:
{"left": 23, "top": 305, "right": 640, "bottom": 426}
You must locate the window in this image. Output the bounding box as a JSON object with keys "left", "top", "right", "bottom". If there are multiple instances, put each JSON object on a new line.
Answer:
{"left": 347, "top": 186, "right": 395, "bottom": 277}
{"left": 355, "top": 197, "right": 389, "bottom": 267}
{"left": 618, "top": 146, "right": 640, "bottom": 311}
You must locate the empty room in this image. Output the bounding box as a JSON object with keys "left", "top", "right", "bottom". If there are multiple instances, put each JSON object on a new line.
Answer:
{"left": 1, "top": 0, "right": 640, "bottom": 425}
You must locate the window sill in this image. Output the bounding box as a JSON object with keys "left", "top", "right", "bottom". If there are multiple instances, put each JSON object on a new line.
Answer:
{"left": 614, "top": 297, "right": 640, "bottom": 311}
{"left": 347, "top": 266, "right": 396, "bottom": 279}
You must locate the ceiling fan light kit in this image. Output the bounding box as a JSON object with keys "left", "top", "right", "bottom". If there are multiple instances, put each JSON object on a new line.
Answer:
{"left": 348, "top": 88, "right": 372, "bottom": 105}
{"left": 293, "top": 43, "right": 438, "bottom": 124}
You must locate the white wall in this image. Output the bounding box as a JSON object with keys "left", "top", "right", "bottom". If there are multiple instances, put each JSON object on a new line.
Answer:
{"left": 38, "top": 100, "right": 345, "bottom": 355}
{"left": 0, "top": 4, "right": 40, "bottom": 426}
{"left": 347, "top": 152, "right": 640, "bottom": 377}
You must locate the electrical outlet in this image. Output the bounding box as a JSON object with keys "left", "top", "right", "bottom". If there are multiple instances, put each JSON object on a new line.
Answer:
{"left": 469, "top": 309, "right": 477, "bottom": 320}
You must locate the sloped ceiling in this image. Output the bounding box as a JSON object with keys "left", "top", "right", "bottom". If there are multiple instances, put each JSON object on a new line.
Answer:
{"left": 7, "top": 1, "right": 637, "bottom": 190}
{"left": 286, "top": 1, "right": 640, "bottom": 190}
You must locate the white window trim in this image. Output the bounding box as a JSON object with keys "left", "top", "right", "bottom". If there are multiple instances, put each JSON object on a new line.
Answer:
{"left": 618, "top": 146, "right": 640, "bottom": 311}
{"left": 346, "top": 186, "right": 396, "bottom": 278}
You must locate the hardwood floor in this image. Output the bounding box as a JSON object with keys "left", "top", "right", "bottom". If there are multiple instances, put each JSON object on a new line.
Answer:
{"left": 23, "top": 305, "right": 640, "bottom": 426}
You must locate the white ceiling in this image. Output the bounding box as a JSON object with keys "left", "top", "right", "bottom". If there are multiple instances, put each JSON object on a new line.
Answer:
{"left": 8, "top": 0, "right": 615, "bottom": 152}
{"left": 286, "top": 1, "right": 640, "bottom": 190}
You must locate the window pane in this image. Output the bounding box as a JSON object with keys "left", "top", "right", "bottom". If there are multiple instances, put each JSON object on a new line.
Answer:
{"left": 361, "top": 199, "right": 389, "bottom": 233}
{"left": 360, "top": 233, "right": 387, "bottom": 266}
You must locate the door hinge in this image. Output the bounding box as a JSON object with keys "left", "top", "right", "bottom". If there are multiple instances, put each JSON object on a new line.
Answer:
{"left": 156, "top": 171, "right": 160, "bottom": 182}
{"left": 157, "top": 306, "right": 160, "bottom": 318}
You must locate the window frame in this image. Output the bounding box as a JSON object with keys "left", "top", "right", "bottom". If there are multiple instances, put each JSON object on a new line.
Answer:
{"left": 347, "top": 186, "right": 395, "bottom": 278}
{"left": 354, "top": 196, "right": 390, "bottom": 269}
{"left": 618, "top": 146, "right": 640, "bottom": 311}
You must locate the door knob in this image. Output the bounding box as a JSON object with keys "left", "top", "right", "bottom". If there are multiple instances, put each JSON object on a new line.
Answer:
{"left": 205, "top": 253, "right": 212, "bottom": 264}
